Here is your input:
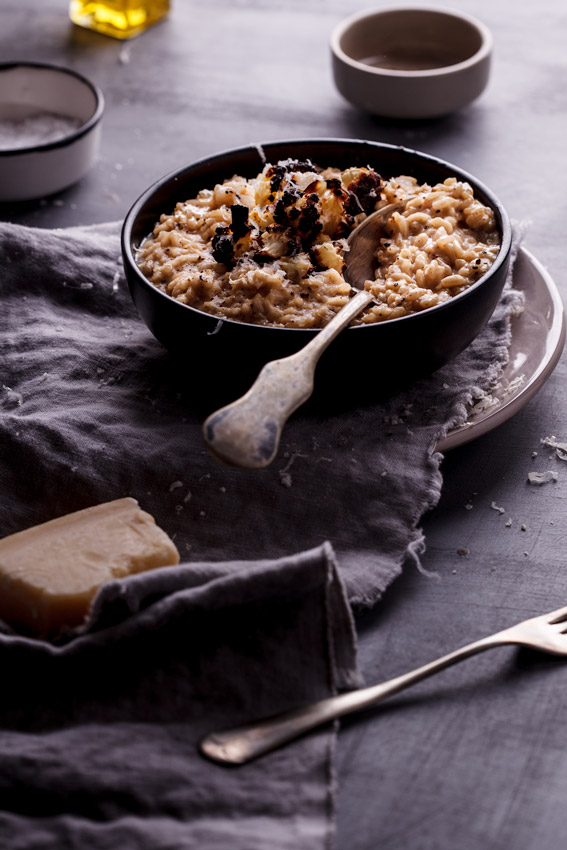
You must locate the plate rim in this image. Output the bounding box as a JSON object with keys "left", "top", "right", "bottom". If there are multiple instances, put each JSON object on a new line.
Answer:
{"left": 436, "top": 246, "right": 566, "bottom": 453}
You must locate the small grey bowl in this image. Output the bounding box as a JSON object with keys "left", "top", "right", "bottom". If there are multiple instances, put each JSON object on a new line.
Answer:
{"left": 331, "top": 6, "right": 492, "bottom": 119}
{"left": 0, "top": 62, "right": 104, "bottom": 202}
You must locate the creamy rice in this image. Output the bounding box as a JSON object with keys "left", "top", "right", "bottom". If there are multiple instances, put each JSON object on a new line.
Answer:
{"left": 136, "top": 159, "right": 500, "bottom": 328}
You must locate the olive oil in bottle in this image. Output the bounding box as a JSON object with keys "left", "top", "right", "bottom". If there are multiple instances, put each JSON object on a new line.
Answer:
{"left": 69, "top": 0, "right": 170, "bottom": 40}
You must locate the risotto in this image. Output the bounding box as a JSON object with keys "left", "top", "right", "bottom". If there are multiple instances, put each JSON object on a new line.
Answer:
{"left": 136, "top": 158, "right": 500, "bottom": 328}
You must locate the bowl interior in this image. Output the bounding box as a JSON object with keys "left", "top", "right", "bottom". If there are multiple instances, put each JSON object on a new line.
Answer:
{"left": 0, "top": 65, "right": 99, "bottom": 125}
{"left": 338, "top": 9, "right": 485, "bottom": 72}
{"left": 127, "top": 139, "right": 507, "bottom": 270}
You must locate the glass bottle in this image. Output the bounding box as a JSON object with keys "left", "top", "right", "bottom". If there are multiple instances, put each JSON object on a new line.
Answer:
{"left": 69, "top": 0, "right": 170, "bottom": 40}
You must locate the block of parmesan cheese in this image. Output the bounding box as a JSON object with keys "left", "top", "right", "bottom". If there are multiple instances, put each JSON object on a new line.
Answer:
{"left": 0, "top": 498, "right": 179, "bottom": 637}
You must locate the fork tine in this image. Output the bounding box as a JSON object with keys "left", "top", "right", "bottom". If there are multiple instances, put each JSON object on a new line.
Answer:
{"left": 542, "top": 604, "right": 567, "bottom": 624}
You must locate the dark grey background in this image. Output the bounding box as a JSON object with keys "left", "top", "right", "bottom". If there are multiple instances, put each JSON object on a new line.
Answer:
{"left": 2, "top": 2, "right": 566, "bottom": 848}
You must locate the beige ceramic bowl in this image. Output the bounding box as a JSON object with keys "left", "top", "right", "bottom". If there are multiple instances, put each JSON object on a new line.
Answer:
{"left": 331, "top": 6, "right": 492, "bottom": 119}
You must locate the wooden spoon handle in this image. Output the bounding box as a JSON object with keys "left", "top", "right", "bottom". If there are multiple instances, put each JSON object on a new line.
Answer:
{"left": 202, "top": 288, "right": 374, "bottom": 468}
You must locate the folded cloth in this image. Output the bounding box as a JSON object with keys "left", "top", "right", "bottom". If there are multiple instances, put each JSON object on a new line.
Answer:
{"left": 0, "top": 221, "right": 522, "bottom": 605}
{"left": 0, "top": 543, "right": 358, "bottom": 849}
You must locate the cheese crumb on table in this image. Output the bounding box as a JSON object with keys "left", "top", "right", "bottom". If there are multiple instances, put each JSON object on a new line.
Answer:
{"left": 0, "top": 498, "right": 179, "bottom": 638}
{"left": 541, "top": 436, "right": 567, "bottom": 461}
{"left": 527, "top": 471, "right": 558, "bottom": 486}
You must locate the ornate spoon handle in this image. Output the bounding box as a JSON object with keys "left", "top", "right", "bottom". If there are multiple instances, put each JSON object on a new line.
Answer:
{"left": 203, "top": 288, "right": 374, "bottom": 468}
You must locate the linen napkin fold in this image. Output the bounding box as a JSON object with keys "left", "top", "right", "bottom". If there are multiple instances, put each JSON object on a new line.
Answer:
{"left": 0, "top": 221, "right": 522, "bottom": 606}
{"left": 0, "top": 542, "right": 358, "bottom": 850}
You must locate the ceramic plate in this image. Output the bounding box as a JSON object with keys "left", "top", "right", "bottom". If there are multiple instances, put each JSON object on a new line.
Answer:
{"left": 437, "top": 247, "right": 565, "bottom": 452}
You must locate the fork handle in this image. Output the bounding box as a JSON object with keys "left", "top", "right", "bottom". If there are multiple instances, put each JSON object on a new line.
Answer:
{"left": 200, "top": 630, "right": 515, "bottom": 764}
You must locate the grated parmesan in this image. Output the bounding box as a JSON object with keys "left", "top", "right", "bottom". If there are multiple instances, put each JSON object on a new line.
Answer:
{"left": 0, "top": 105, "right": 82, "bottom": 151}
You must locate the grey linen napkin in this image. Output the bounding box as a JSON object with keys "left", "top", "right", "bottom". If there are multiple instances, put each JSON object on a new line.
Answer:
{"left": 0, "top": 220, "right": 521, "bottom": 848}
{"left": 0, "top": 543, "right": 357, "bottom": 850}
{"left": 0, "top": 221, "right": 522, "bottom": 604}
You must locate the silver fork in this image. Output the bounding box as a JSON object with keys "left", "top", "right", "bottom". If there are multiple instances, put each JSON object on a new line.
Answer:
{"left": 200, "top": 604, "right": 567, "bottom": 765}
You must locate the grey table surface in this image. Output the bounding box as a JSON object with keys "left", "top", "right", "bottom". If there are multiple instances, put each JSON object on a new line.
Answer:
{"left": 2, "top": 1, "right": 567, "bottom": 848}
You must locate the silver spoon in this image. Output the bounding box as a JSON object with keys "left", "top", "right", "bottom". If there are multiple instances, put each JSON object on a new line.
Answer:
{"left": 202, "top": 203, "right": 401, "bottom": 469}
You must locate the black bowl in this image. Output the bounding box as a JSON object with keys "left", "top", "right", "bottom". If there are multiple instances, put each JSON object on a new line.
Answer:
{"left": 121, "top": 139, "right": 512, "bottom": 408}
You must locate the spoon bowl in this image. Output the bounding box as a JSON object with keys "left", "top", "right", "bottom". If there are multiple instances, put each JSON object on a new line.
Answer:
{"left": 344, "top": 203, "right": 404, "bottom": 287}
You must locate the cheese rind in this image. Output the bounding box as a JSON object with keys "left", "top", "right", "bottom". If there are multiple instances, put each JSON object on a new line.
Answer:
{"left": 0, "top": 498, "right": 180, "bottom": 637}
